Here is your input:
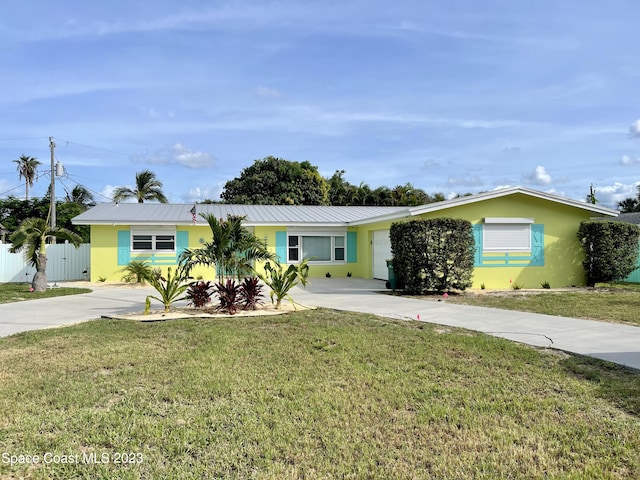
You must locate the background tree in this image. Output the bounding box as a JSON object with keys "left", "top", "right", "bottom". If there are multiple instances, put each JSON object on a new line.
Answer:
{"left": 0, "top": 196, "right": 89, "bottom": 243}
{"left": 221, "top": 157, "right": 329, "bottom": 205}
{"left": 9, "top": 217, "right": 82, "bottom": 291}
{"left": 618, "top": 185, "right": 640, "bottom": 213}
{"left": 113, "top": 170, "right": 168, "bottom": 203}
{"left": 65, "top": 185, "right": 95, "bottom": 208}
{"left": 13, "top": 155, "right": 41, "bottom": 201}
{"left": 585, "top": 184, "right": 598, "bottom": 205}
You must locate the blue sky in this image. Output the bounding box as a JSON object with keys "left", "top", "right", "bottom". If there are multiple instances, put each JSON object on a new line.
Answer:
{"left": 1, "top": 1, "right": 639, "bottom": 208}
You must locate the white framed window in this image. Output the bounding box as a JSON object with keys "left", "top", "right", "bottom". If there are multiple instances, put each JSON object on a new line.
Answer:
{"left": 131, "top": 227, "right": 176, "bottom": 253}
{"left": 287, "top": 230, "right": 346, "bottom": 263}
{"left": 483, "top": 218, "right": 533, "bottom": 252}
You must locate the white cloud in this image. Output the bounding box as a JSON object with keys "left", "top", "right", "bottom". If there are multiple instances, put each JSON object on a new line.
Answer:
{"left": 100, "top": 185, "right": 117, "bottom": 202}
{"left": 523, "top": 165, "right": 552, "bottom": 185}
{"left": 630, "top": 120, "right": 640, "bottom": 138}
{"left": 594, "top": 182, "right": 640, "bottom": 208}
{"left": 502, "top": 146, "right": 522, "bottom": 154}
{"left": 132, "top": 143, "right": 215, "bottom": 169}
{"left": 620, "top": 154, "right": 640, "bottom": 165}
{"left": 182, "top": 184, "right": 224, "bottom": 203}
{"left": 447, "top": 175, "right": 483, "bottom": 187}
{"left": 256, "top": 86, "right": 282, "bottom": 98}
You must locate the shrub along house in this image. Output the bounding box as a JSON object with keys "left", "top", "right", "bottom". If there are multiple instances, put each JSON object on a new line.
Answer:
{"left": 72, "top": 186, "right": 618, "bottom": 289}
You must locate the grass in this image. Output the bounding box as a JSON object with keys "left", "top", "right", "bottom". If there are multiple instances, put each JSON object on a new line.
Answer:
{"left": 441, "top": 282, "right": 640, "bottom": 326}
{"left": 1, "top": 309, "right": 639, "bottom": 479}
{"left": 0, "top": 282, "right": 91, "bottom": 304}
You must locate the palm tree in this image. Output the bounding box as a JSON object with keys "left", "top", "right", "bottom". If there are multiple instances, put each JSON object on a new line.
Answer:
{"left": 179, "top": 214, "right": 275, "bottom": 283}
{"left": 9, "top": 217, "right": 82, "bottom": 291}
{"left": 65, "top": 185, "right": 95, "bottom": 208}
{"left": 13, "top": 155, "right": 41, "bottom": 201}
{"left": 113, "top": 170, "right": 168, "bottom": 203}
{"left": 617, "top": 185, "right": 640, "bottom": 213}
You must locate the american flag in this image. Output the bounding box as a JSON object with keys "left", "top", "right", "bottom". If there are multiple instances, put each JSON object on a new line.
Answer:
{"left": 190, "top": 205, "right": 197, "bottom": 223}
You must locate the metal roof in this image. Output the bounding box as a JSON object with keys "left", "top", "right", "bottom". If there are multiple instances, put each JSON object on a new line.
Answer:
{"left": 72, "top": 187, "right": 620, "bottom": 228}
{"left": 72, "top": 203, "right": 410, "bottom": 226}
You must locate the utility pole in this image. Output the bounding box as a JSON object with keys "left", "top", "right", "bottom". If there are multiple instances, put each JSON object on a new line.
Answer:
{"left": 49, "top": 136, "right": 56, "bottom": 231}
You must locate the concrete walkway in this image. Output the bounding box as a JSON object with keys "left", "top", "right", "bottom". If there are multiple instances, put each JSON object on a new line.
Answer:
{"left": 1, "top": 279, "right": 639, "bottom": 371}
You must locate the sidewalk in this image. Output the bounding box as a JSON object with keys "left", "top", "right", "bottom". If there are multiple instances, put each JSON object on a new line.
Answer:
{"left": 1, "top": 279, "right": 639, "bottom": 371}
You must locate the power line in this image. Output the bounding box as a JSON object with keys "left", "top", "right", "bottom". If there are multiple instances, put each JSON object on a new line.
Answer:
{"left": 55, "top": 138, "right": 132, "bottom": 158}
{"left": 0, "top": 136, "right": 49, "bottom": 142}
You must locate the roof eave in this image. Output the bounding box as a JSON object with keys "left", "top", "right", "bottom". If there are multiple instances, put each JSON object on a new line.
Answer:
{"left": 408, "top": 187, "right": 619, "bottom": 217}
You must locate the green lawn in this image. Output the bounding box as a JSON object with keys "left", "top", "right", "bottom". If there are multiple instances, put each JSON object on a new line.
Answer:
{"left": 0, "top": 282, "right": 91, "bottom": 304}
{"left": 440, "top": 283, "right": 640, "bottom": 326}
{"left": 1, "top": 310, "right": 639, "bottom": 479}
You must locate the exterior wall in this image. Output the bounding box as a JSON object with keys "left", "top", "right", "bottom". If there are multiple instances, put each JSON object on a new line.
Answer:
{"left": 407, "top": 194, "right": 592, "bottom": 289}
{"left": 261, "top": 225, "right": 360, "bottom": 278}
{"left": 89, "top": 225, "right": 212, "bottom": 282}
{"left": 88, "top": 193, "right": 597, "bottom": 288}
{"left": 623, "top": 243, "right": 640, "bottom": 283}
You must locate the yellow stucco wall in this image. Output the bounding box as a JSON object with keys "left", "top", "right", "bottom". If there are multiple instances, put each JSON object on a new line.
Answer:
{"left": 353, "top": 193, "right": 592, "bottom": 289}
{"left": 89, "top": 194, "right": 595, "bottom": 288}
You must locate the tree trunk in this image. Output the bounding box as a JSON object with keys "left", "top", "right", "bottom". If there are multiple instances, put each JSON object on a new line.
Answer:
{"left": 32, "top": 253, "right": 48, "bottom": 292}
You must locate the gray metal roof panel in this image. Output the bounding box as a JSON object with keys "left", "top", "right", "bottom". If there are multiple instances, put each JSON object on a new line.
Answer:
{"left": 72, "top": 203, "right": 410, "bottom": 226}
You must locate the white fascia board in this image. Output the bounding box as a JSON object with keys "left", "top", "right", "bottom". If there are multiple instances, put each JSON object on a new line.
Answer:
{"left": 347, "top": 210, "right": 412, "bottom": 226}
{"left": 484, "top": 217, "right": 534, "bottom": 224}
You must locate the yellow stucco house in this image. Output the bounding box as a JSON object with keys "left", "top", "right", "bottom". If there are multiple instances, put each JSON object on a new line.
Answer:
{"left": 72, "top": 187, "right": 618, "bottom": 289}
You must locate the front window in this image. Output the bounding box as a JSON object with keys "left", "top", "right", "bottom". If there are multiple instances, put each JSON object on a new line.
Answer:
{"left": 131, "top": 229, "right": 176, "bottom": 253}
{"left": 482, "top": 218, "right": 533, "bottom": 252}
{"left": 287, "top": 234, "right": 346, "bottom": 263}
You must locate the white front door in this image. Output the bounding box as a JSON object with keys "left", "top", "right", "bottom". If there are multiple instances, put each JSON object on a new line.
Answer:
{"left": 372, "top": 230, "right": 392, "bottom": 280}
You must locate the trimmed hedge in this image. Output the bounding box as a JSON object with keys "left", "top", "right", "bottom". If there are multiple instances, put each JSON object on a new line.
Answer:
{"left": 390, "top": 218, "right": 475, "bottom": 294}
{"left": 577, "top": 221, "right": 640, "bottom": 287}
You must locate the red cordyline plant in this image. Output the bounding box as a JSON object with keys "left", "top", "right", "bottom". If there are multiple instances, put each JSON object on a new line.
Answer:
{"left": 186, "top": 280, "right": 214, "bottom": 308}
{"left": 239, "top": 277, "right": 264, "bottom": 310}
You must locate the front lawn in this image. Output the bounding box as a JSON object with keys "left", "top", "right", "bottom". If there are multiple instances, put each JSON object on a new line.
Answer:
{"left": 1, "top": 310, "right": 639, "bottom": 479}
{"left": 441, "top": 283, "right": 640, "bottom": 326}
{"left": 0, "top": 282, "right": 91, "bottom": 304}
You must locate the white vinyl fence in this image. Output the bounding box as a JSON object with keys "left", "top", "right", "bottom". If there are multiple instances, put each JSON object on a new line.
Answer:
{"left": 0, "top": 243, "right": 90, "bottom": 283}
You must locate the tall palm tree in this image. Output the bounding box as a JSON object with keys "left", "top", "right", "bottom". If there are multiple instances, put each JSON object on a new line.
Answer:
{"left": 9, "top": 217, "right": 82, "bottom": 291}
{"left": 179, "top": 214, "right": 275, "bottom": 282}
{"left": 65, "top": 185, "right": 96, "bottom": 208}
{"left": 113, "top": 170, "right": 168, "bottom": 203}
{"left": 13, "top": 155, "right": 41, "bottom": 201}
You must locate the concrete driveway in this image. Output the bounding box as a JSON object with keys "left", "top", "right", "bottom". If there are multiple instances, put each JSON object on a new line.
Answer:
{"left": 291, "top": 278, "right": 640, "bottom": 371}
{"left": 1, "top": 279, "right": 639, "bottom": 371}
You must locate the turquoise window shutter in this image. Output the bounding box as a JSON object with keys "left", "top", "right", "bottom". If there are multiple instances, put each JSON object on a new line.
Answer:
{"left": 176, "top": 231, "right": 189, "bottom": 261}
{"left": 117, "top": 230, "right": 131, "bottom": 266}
{"left": 530, "top": 224, "right": 544, "bottom": 266}
{"left": 347, "top": 231, "right": 357, "bottom": 263}
{"left": 275, "top": 231, "right": 287, "bottom": 263}
{"left": 472, "top": 224, "right": 482, "bottom": 267}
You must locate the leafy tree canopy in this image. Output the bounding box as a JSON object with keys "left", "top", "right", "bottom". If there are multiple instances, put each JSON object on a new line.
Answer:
{"left": 0, "top": 196, "right": 89, "bottom": 243}
{"left": 221, "top": 157, "right": 329, "bottom": 205}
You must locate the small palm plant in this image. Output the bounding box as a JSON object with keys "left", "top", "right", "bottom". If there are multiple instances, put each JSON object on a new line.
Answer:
{"left": 121, "top": 260, "right": 152, "bottom": 283}
{"left": 145, "top": 267, "right": 189, "bottom": 313}
{"left": 258, "top": 259, "right": 310, "bottom": 309}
